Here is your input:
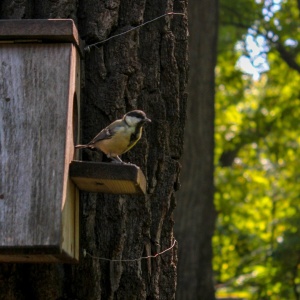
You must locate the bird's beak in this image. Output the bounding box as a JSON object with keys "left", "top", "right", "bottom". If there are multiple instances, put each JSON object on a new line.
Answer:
{"left": 145, "top": 118, "right": 151, "bottom": 123}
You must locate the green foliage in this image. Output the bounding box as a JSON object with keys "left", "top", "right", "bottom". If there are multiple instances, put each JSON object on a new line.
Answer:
{"left": 214, "top": 1, "right": 300, "bottom": 299}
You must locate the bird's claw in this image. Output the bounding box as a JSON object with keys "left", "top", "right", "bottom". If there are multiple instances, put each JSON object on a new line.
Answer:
{"left": 110, "top": 158, "right": 139, "bottom": 168}
{"left": 111, "top": 160, "right": 125, "bottom": 164}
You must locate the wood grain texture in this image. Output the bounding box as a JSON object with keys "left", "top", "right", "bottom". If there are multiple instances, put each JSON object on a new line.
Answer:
{"left": 0, "top": 19, "right": 79, "bottom": 45}
{"left": 61, "top": 44, "right": 81, "bottom": 261}
{"left": 69, "top": 161, "right": 146, "bottom": 194}
{"left": 0, "top": 43, "right": 79, "bottom": 262}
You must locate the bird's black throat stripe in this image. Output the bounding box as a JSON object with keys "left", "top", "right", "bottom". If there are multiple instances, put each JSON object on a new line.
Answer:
{"left": 129, "top": 122, "right": 143, "bottom": 145}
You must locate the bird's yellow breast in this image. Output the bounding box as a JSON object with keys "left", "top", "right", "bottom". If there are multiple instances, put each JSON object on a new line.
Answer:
{"left": 94, "top": 126, "right": 142, "bottom": 157}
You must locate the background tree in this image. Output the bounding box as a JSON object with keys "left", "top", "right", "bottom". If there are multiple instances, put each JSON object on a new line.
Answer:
{"left": 174, "top": 0, "right": 218, "bottom": 299}
{"left": 214, "top": 0, "right": 300, "bottom": 299}
{"left": 0, "top": 1, "right": 188, "bottom": 299}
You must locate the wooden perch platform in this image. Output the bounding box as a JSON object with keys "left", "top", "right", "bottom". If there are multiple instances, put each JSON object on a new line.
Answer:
{"left": 69, "top": 161, "right": 147, "bottom": 195}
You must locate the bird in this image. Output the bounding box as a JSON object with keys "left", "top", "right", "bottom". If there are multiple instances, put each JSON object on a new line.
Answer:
{"left": 75, "top": 110, "right": 151, "bottom": 163}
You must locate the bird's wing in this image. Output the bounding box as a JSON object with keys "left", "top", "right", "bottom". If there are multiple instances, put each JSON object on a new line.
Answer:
{"left": 88, "top": 120, "right": 122, "bottom": 145}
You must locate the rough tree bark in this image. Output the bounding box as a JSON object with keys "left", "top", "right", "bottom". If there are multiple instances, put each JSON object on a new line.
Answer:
{"left": 174, "top": 0, "right": 218, "bottom": 299}
{"left": 0, "top": 0, "right": 188, "bottom": 299}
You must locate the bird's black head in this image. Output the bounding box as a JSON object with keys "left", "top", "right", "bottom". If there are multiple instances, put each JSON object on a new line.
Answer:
{"left": 124, "top": 110, "right": 151, "bottom": 126}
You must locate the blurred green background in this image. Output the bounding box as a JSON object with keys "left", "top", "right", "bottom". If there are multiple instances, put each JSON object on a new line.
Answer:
{"left": 214, "top": 1, "right": 300, "bottom": 299}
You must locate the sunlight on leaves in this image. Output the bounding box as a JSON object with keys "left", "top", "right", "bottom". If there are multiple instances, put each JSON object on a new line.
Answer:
{"left": 215, "top": 0, "right": 300, "bottom": 298}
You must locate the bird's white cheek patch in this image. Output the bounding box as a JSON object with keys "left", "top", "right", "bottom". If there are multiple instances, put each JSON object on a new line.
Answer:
{"left": 125, "top": 116, "right": 140, "bottom": 126}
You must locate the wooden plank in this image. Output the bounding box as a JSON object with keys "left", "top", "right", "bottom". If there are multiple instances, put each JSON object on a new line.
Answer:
{"left": 69, "top": 161, "right": 147, "bottom": 195}
{"left": 0, "top": 252, "right": 78, "bottom": 263}
{"left": 0, "top": 255, "right": 62, "bottom": 263}
{"left": 0, "top": 33, "right": 81, "bottom": 263}
{"left": 0, "top": 19, "right": 79, "bottom": 45}
{"left": 0, "top": 44, "right": 71, "bottom": 249}
{"left": 61, "top": 44, "right": 80, "bottom": 261}
{"left": 0, "top": 246, "right": 61, "bottom": 263}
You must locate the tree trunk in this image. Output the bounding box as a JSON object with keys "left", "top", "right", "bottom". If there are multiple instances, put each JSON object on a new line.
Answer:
{"left": 0, "top": 0, "right": 188, "bottom": 299}
{"left": 174, "top": 0, "right": 218, "bottom": 299}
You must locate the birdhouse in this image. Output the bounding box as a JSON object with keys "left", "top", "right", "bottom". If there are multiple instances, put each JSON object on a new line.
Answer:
{"left": 0, "top": 19, "right": 81, "bottom": 262}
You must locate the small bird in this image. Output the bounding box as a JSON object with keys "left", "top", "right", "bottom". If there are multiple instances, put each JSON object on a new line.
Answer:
{"left": 75, "top": 110, "right": 151, "bottom": 163}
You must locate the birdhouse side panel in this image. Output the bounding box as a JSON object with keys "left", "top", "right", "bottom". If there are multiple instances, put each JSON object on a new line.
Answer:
{"left": 0, "top": 44, "right": 72, "bottom": 248}
{"left": 61, "top": 45, "right": 80, "bottom": 260}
